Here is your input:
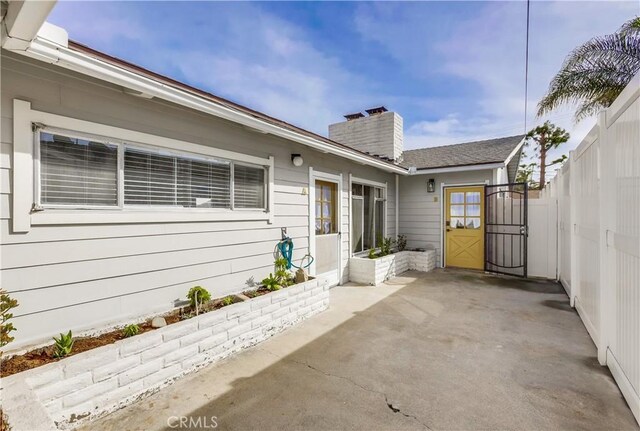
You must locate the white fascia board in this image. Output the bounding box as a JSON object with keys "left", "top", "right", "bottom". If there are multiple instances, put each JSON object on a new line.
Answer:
{"left": 411, "top": 162, "right": 504, "bottom": 175}
{"left": 15, "top": 36, "right": 407, "bottom": 175}
{"left": 503, "top": 137, "right": 526, "bottom": 166}
{"left": 2, "top": 1, "right": 57, "bottom": 50}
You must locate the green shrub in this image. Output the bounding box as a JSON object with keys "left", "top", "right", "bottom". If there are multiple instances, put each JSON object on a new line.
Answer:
{"left": 261, "top": 273, "right": 281, "bottom": 291}
{"left": 187, "top": 286, "right": 211, "bottom": 309}
{"left": 368, "top": 248, "right": 377, "bottom": 259}
{"left": 53, "top": 331, "right": 74, "bottom": 358}
{"left": 221, "top": 296, "right": 234, "bottom": 306}
{"left": 378, "top": 236, "right": 394, "bottom": 256}
{"left": 0, "top": 289, "right": 18, "bottom": 353}
{"left": 122, "top": 324, "right": 140, "bottom": 338}
{"left": 396, "top": 235, "right": 407, "bottom": 252}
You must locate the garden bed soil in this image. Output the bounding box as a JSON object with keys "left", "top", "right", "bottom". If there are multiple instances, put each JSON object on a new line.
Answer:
{"left": 242, "top": 287, "right": 272, "bottom": 298}
{"left": 0, "top": 281, "right": 305, "bottom": 378}
{"left": 0, "top": 314, "right": 181, "bottom": 378}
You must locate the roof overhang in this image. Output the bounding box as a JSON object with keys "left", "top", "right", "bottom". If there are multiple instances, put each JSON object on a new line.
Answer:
{"left": 410, "top": 162, "right": 505, "bottom": 175}
{"left": 5, "top": 23, "right": 406, "bottom": 175}
{"left": 503, "top": 136, "right": 526, "bottom": 166}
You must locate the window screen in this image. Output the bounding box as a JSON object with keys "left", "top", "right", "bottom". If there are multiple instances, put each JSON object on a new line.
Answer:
{"left": 37, "top": 127, "right": 267, "bottom": 213}
{"left": 124, "top": 148, "right": 177, "bottom": 206}
{"left": 177, "top": 157, "right": 230, "bottom": 208}
{"left": 125, "top": 147, "right": 233, "bottom": 208}
{"left": 234, "top": 164, "right": 265, "bottom": 209}
{"left": 40, "top": 132, "right": 118, "bottom": 206}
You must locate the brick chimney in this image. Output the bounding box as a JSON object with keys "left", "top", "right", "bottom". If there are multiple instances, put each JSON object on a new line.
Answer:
{"left": 328, "top": 107, "right": 403, "bottom": 161}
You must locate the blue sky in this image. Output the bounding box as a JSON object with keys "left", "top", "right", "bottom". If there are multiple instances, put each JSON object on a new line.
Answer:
{"left": 48, "top": 1, "right": 638, "bottom": 173}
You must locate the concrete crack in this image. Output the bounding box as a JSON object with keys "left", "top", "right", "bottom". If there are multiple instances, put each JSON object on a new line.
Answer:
{"left": 384, "top": 395, "right": 433, "bottom": 430}
{"left": 258, "top": 347, "right": 433, "bottom": 430}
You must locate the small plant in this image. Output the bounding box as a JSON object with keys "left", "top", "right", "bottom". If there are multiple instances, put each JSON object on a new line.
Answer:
{"left": 274, "top": 257, "right": 293, "bottom": 287}
{"left": 261, "top": 273, "right": 281, "bottom": 291}
{"left": 221, "top": 296, "right": 234, "bottom": 306}
{"left": 378, "top": 236, "right": 394, "bottom": 257}
{"left": 0, "top": 289, "right": 18, "bottom": 353}
{"left": 396, "top": 235, "right": 407, "bottom": 252}
{"left": 368, "top": 248, "right": 377, "bottom": 259}
{"left": 52, "top": 330, "right": 74, "bottom": 358}
{"left": 187, "top": 286, "right": 211, "bottom": 310}
{"left": 122, "top": 324, "right": 140, "bottom": 338}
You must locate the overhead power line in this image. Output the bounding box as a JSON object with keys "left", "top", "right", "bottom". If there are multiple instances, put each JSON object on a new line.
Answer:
{"left": 524, "top": 0, "right": 531, "bottom": 133}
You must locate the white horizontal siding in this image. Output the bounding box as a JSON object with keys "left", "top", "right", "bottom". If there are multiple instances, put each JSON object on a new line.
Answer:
{"left": 399, "top": 170, "right": 493, "bottom": 265}
{"left": 0, "top": 53, "right": 397, "bottom": 349}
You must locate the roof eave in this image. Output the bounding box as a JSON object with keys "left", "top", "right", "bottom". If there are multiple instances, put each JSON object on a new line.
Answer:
{"left": 409, "top": 162, "right": 505, "bottom": 175}
{"left": 8, "top": 33, "right": 407, "bottom": 175}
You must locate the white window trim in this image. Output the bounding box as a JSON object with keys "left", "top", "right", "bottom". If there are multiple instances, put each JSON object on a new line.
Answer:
{"left": 12, "top": 99, "right": 274, "bottom": 230}
{"left": 348, "top": 175, "right": 388, "bottom": 256}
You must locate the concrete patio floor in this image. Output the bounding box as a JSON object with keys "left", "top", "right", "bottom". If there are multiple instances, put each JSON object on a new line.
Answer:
{"left": 84, "top": 269, "right": 639, "bottom": 431}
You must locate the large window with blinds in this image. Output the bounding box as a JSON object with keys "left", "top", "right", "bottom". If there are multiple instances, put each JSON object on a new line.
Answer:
{"left": 37, "top": 129, "right": 268, "bottom": 211}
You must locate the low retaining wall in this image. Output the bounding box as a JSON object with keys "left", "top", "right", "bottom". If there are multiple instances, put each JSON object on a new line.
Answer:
{"left": 349, "top": 250, "right": 436, "bottom": 285}
{"left": 1, "top": 278, "right": 329, "bottom": 430}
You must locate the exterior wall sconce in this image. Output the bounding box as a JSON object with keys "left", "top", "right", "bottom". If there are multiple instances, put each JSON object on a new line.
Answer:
{"left": 427, "top": 178, "right": 436, "bottom": 193}
{"left": 291, "top": 154, "right": 304, "bottom": 167}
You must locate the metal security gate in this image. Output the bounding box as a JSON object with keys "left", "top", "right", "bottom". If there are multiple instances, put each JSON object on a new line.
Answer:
{"left": 485, "top": 183, "right": 528, "bottom": 277}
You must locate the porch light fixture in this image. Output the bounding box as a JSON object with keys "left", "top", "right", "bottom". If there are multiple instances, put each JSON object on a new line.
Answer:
{"left": 427, "top": 178, "right": 436, "bottom": 193}
{"left": 291, "top": 154, "right": 304, "bottom": 167}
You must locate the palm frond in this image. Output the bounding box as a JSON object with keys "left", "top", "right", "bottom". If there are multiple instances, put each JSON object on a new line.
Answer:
{"left": 537, "top": 17, "right": 640, "bottom": 121}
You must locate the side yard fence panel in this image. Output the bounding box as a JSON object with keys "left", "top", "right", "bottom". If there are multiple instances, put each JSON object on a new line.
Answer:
{"left": 538, "top": 72, "right": 639, "bottom": 425}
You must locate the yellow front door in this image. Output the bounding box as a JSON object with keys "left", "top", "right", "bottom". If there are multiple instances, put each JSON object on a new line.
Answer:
{"left": 445, "top": 186, "right": 485, "bottom": 270}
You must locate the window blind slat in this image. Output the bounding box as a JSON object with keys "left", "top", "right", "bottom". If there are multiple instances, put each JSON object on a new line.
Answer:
{"left": 234, "top": 165, "right": 265, "bottom": 209}
{"left": 124, "top": 147, "right": 232, "bottom": 208}
{"left": 40, "top": 132, "right": 118, "bottom": 206}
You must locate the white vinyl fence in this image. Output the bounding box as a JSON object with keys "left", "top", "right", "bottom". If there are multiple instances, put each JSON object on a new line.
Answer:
{"left": 539, "top": 72, "right": 640, "bottom": 425}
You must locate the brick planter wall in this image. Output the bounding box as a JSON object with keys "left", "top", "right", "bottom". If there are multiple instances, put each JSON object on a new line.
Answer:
{"left": 1, "top": 278, "right": 329, "bottom": 431}
{"left": 349, "top": 250, "right": 436, "bottom": 285}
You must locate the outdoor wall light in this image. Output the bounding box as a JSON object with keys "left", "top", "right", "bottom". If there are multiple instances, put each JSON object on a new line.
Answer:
{"left": 427, "top": 178, "right": 436, "bottom": 193}
{"left": 291, "top": 154, "right": 304, "bottom": 167}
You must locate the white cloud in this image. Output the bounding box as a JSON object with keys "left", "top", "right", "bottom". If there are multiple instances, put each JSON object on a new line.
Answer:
{"left": 49, "top": 2, "right": 378, "bottom": 136}
{"left": 356, "top": 1, "right": 638, "bottom": 157}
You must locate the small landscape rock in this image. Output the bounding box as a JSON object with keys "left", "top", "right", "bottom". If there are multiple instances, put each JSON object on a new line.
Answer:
{"left": 295, "top": 269, "right": 309, "bottom": 284}
{"left": 151, "top": 317, "right": 167, "bottom": 328}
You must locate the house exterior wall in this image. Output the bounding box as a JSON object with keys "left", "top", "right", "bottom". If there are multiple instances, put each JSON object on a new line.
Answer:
{"left": 0, "top": 53, "right": 395, "bottom": 350}
{"left": 398, "top": 170, "right": 494, "bottom": 265}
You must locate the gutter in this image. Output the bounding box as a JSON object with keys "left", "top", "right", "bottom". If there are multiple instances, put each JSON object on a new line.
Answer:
{"left": 8, "top": 28, "right": 407, "bottom": 175}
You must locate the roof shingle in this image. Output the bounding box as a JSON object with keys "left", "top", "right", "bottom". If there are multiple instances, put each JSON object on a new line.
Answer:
{"left": 399, "top": 135, "right": 525, "bottom": 170}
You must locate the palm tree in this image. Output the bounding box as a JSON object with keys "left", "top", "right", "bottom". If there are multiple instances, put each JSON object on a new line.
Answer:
{"left": 537, "top": 17, "right": 640, "bottom": 121}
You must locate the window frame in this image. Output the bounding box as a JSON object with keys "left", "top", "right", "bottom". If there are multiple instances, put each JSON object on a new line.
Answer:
{"left": 35, "top": 128, "right": 121, "bottom": 210}
{"left": 15, "top": 100, "right": 274, "bottom": 229}
{"left": 314, "top": 180, "right": 338, "bottom": 235}
{"left": 349, "top": 176, "right": 387, "bottom": 256}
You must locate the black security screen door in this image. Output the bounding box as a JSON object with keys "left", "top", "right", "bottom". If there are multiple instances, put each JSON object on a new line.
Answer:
{"left": 485, "top": 183, "right": 528, "bottom": 277}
